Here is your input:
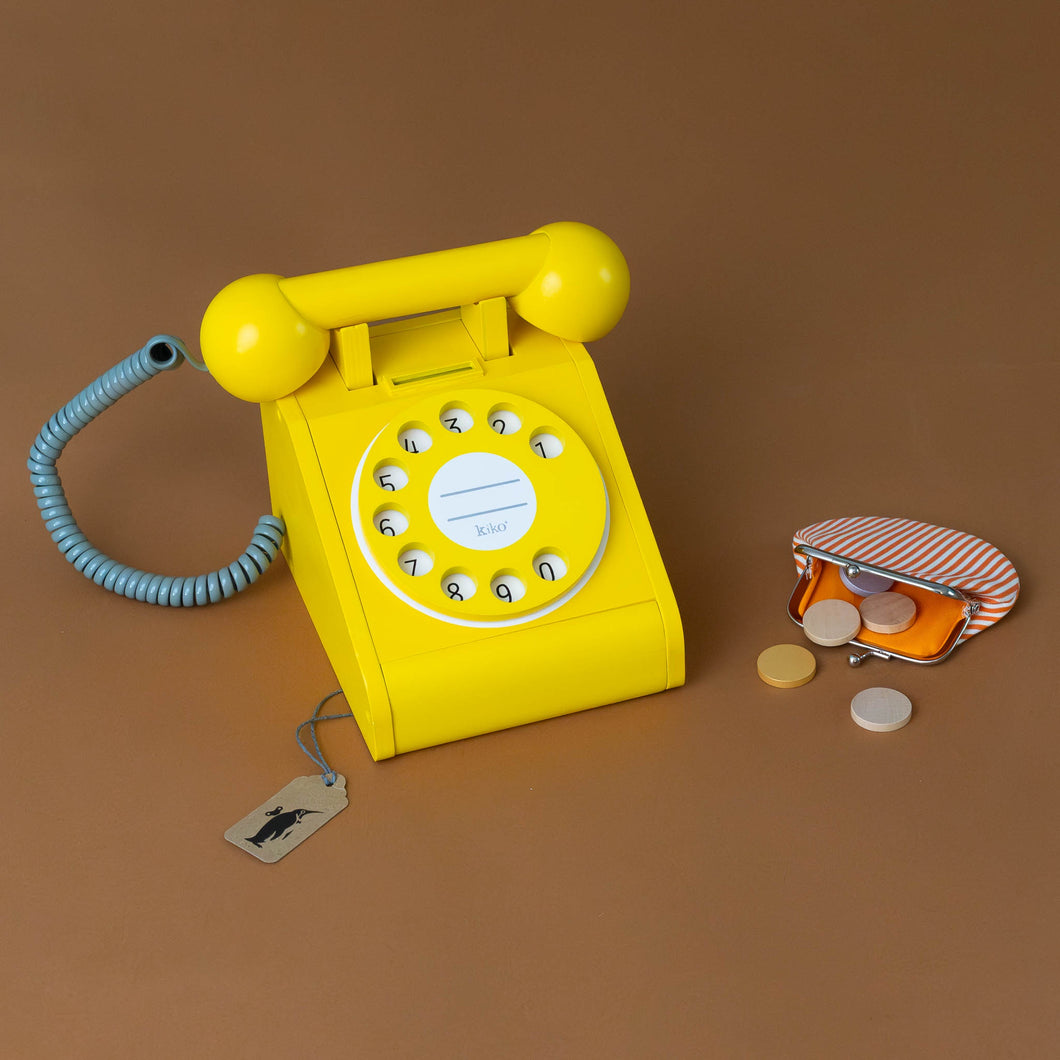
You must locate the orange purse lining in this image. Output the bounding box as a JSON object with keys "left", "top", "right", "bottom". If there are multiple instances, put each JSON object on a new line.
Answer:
{"left": 794, "top": 561, "right": 967, "bottom": 660}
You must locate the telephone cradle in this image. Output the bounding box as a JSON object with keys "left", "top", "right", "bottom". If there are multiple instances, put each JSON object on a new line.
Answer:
{"left": 31, "top": 222, "right": 684, "bottom": 759}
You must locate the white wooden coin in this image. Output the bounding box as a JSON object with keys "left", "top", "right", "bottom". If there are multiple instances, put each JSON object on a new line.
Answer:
{"left": 851, "top": 687, "right": 913, "bottom": 732}
{"left": 802, "top": 598, "right": 862, "bottom": 646}
{"left": 859, "top": 591, "right": 917, "bottom": 634}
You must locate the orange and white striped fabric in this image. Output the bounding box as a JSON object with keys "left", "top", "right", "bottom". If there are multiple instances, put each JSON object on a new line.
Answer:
{"left": 793, "top": 516, "right": 1019, "bottom": 641}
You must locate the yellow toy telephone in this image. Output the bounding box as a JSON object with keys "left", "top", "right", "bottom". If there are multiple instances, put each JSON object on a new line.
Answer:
{"left": 30, "top": 223, "right": 684, "bottom": 758}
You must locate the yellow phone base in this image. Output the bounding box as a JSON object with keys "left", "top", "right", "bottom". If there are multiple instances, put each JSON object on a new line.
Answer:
{"left": 260, "top": 311, "right": 682, "bottom": 759}
{"left": 202, "top": 224, "right": 684, "bottom": 759}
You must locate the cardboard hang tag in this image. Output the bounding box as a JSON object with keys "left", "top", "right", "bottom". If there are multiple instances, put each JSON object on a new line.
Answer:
{"left": 225, "top": 775, "right": 348, "bottom": 863}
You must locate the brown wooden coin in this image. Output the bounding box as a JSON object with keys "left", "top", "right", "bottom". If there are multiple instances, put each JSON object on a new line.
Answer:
{"left": 859, "top": 591, "right": 917, "bottom": 634}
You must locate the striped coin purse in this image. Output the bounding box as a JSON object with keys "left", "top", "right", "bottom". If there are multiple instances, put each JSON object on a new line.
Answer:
{"left": 788, "top": 516, "right": 1020, "bottom": 665}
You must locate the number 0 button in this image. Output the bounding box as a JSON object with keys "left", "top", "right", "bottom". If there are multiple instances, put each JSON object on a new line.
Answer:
{"left": 534, "top": 553, "right": 567, "bottom": 581}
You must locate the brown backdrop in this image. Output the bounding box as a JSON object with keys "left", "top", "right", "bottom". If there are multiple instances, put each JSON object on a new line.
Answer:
{"left": 4, "top": 2, "right": 1058, "bottom": 1056}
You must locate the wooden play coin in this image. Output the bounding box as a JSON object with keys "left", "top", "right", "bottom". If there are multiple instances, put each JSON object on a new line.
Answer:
{"left": 859, "top": 591, "right": 917, "bottom": 634}
{"left": 757, "top": 644, "right": 816, "bottom": 688}
{"left": 851, "top": 687, "right": 913, "bottom": 731}
{"left": 802, "top": 598, "right": 862, "bottom": 646}
{"left": 758, "top": 640, "right": 814, "bottom": 691}
{"left": 839, "top": 566, "right": 895, "bottom": 597}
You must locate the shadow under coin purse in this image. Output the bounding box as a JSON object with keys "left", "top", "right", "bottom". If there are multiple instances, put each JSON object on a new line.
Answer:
{"left": 788, "top": 516, "right": 1020, "bottom": 665}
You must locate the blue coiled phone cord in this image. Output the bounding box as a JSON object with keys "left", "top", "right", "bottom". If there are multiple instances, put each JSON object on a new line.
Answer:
{"left": 28, "top": 335, "right": 286, "bottom": 606}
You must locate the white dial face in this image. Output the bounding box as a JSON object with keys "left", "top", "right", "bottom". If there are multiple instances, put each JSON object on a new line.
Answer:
{"left": 427, "top": 452, "right": 537, "bottom": 552}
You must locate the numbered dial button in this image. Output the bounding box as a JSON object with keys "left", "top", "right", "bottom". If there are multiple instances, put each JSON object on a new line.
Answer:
{"left": 374, "top": 464, "right": 408, "bottom": 491}
{"left": 490, "top": 573, "right": 526, "bottom": 604}
{"left": 533, "top": 552, "right": 568, "bottom": 581}
{"left": 398, "top": 548, "right": 433, "bottom": 577}
{"left": 530, "top": 432, "right": 564, "bottom": 459}
{"left": 440, "top": 406, "right": 474, "bottom": 434}
{"left": 489, "top": 408, "right": 521, "bottom": 435}
{"left": 441, "top": 572, "right": 476, "bottom": 602}
{"left": 373, "top": 509, "right": 409, "bottom": 537}
{"left": 397, "top": 426, "right": 432, "bottom": 454}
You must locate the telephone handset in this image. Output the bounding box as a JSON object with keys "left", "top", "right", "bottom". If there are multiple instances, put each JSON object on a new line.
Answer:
{"left": 198, "top": 221, "right": 630, "bottom": 403}
{"left": 31, "top": 223, "right": 683, "bottom": 758}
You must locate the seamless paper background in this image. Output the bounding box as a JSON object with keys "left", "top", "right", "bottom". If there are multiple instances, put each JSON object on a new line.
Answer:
{"left": 3, "top": 3, "right": 1058, "bottom": 1056}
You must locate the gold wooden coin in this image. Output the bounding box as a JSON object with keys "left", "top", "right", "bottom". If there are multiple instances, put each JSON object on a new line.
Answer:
{"left": 802, "top": 598, "right": 862, "bottom": 646}
{"left": 757, "top": 644, "right": 816, "bottom": 688}
{"left": 859, "top": 591, "right": 917, "bottom": 634}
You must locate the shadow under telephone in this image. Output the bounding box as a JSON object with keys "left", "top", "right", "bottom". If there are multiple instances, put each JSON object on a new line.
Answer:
{"left": 30, "top": 222, "right": 684, "bottom": 758}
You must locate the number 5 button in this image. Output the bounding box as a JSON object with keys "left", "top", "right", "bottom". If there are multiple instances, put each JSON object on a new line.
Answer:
{"left": 374, "top": 464, "right": 408, "bottom": 491}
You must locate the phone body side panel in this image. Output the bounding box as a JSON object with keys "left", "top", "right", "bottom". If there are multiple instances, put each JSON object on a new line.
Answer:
{"left": 260, "top": 396, "right": 396, "bottom": 760}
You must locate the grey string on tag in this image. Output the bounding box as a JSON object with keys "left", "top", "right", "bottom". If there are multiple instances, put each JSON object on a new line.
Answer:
{"left": 295, "top": 690, "right": 354, "bottom": 786}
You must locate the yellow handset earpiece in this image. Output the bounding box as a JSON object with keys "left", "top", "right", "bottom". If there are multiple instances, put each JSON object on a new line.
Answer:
{"left": 200, "top": 221, "right": 630, "bottom": 403}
